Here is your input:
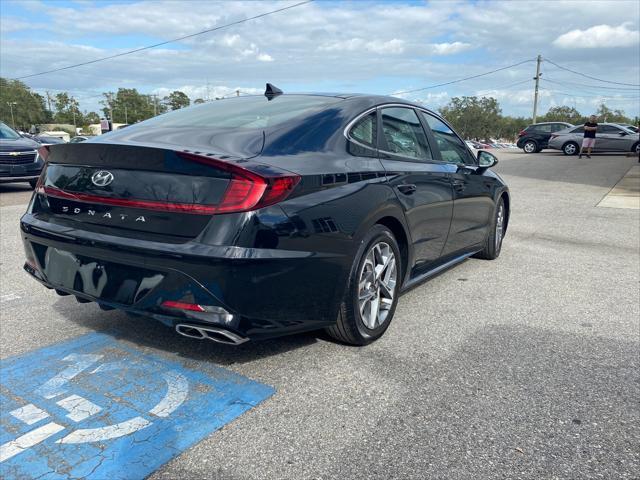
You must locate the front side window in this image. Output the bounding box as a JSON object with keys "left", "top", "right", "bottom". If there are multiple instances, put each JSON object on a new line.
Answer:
{"left": 572, "top": 126, "right": 585, "bottom": 134}
{"left": 380, "top": 107, "right": 432, "bottom": 160}
{"left": 420, "top": 112, "right": 475, "bottom": 165}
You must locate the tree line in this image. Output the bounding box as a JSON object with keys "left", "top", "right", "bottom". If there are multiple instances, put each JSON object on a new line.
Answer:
{"left": 1, "top": 77, "right": 637, "bottom": 139}
{"left": 437, "top": 96, "right": 638, "bottom": 141}
{"left": 0, "top": 77, "right": 200, "bottom": 132}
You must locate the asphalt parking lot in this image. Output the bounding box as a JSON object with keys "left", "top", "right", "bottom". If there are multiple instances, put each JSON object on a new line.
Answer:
{"left": 1, "top": 150, "right": 639, "bottom": 479}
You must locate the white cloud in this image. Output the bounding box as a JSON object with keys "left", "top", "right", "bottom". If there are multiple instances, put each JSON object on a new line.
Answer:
{"left": 428, "top": 42, "right": 472, "bottom": 55}
{"left": 318, "top": 38, "right": 405, "bottom": 54}
{"left": 553, "top": 23, "right": 640, "bottom": 49}
{"left": 257, "top": 53, "right": 274, "bottom": 62}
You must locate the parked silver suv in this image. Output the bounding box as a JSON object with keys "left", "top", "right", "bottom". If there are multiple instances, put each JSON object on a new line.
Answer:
{"left": 549, "top": 123, "right": 640, "bottom": 155}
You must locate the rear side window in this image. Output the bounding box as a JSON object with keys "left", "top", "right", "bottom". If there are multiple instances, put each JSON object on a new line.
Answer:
{"left": 533, "top": 124, "right": 552, "bottom": 133}
{"left": 599, "top": 125, "right": 621, "bottom": 133}
{"left": 349, "top": 112, "right": 376, "bottom": 146}
{"left": 141, "top": 95, "right": 342, "bottom": 129}
{"left": 551, "top": 124, "right": 568, "bottom": 132}
{"left": 380, "top": 107, "right": 432, "bottom": 160}
{"left": 420, "top": 112, "right": 475, "bottom": 165}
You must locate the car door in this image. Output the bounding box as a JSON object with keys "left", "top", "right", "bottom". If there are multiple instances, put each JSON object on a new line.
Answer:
{"left": 376, "top": 106, "right": 454, "bottom": 274}
{"left": 418, "top": 111, "right": 496, "bottom": 257}
{"left": 596, "top": 125, "right": 631, "bottom": 151}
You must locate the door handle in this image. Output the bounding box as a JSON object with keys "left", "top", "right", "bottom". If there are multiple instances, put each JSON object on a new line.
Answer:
{"left": 452, "top": 180, "right": 466, "bottom": 192}
{"left": 397, "top": 184, "right": 417, "bottom": 195}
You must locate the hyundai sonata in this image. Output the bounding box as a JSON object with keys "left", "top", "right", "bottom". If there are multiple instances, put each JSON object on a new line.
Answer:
{"left": 21, "top": 85, "right": 509, "bottom": 346}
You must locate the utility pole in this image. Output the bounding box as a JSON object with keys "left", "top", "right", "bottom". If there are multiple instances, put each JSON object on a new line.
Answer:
{"left": 72, "top": 109, "right": 76, "bottom": 130}
{"left": 532, "top": 54, "right": 542, "bottom": 123}
{"left": 124, "top": 104, "right": 128, "bottom": 124}
{"left": 7, "top": 102, "right": 17, "bottom": 129}
{"left": 107, "top": 93, "right": 114, "bottom": 131}
{"left": 152, "top": 95, "right": 158, "bottom": 116}
{"left": 45, "top": 91, "right": 52, "bottom": 117}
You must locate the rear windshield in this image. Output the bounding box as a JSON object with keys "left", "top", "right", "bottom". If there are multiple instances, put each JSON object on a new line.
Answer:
{"left": 142, "top": 95, "right": 342, "bottom": 129}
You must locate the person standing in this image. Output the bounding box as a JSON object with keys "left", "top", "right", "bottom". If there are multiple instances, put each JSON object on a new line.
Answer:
{"left": 579, "top": 115, "right": 598, "bottom": 159}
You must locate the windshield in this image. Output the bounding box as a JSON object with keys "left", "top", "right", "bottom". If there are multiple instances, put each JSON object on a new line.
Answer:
{"left": 0, "top": 122, "right": 22, "bottom": 140}
{"left": 141, "top": 95, "right": 342, "bottom": 130}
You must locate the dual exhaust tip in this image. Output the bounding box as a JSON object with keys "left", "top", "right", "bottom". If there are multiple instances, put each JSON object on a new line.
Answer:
{"left": 175, "top": 323, "right": 249, "bottom": 346}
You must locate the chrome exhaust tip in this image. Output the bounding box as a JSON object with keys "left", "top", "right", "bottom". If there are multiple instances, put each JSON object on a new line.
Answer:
{"left": 175, "top": 324, "right": 249, "bottom": 346}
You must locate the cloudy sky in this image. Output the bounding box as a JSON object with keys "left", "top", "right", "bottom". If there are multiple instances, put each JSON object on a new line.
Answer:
{"left": 1, "top": 0, "right": 639, "bottom": 117}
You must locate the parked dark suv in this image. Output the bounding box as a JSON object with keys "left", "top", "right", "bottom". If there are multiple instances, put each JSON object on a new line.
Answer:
{"left": 517, "top": 122, "right": 573, "bottom": 153}
{"left": 0, "top": 121, "right": 44, "bottom": 188}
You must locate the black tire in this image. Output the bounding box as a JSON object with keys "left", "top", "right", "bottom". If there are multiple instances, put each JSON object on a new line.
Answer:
{"left": 563, "top": 142, "right": 579, "bottom": 156}
{"left": 632, "top": 142, "right": 639, "bottom": 156}
{"left": 522, "top": 140, "right": 537, "bottom": 153}
{"left": 28, "top": 179, "right": 38, "bottom": 189}
{"left": 326, "top": 225, "right": 401, "bottom": 346}
{"left": 474, "top": 197, "right": 506, "bottom": 260}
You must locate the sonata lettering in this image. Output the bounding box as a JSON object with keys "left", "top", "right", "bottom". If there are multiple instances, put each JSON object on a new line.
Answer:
{"left": 57, "top": 204, "right": 146, "bottom": 223}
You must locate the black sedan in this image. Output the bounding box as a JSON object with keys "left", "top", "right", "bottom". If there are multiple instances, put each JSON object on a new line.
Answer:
{"left": 21, "top": 87, "right": 510, "bottom": 346}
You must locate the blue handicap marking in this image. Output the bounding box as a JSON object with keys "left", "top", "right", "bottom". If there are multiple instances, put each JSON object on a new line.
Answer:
{"left": 0, "top": 333, "right": 275, "bottom": 480}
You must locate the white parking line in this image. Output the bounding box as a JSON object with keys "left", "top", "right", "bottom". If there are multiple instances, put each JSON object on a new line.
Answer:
{"left": 0, "top": 293, "right": 21, "bottom": 303}
{"left": 10, "top": 404, "right": 49, "bottom": 425}
{"left": 0, "top": 423, "right": 65, "bottom": 463}
{"left": 56, "top": 394, "right": 102, "bottom": 422}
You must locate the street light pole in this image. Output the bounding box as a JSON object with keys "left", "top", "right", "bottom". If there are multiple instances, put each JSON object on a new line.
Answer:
{"left": 6, "top": 102, "right": 17, "bottom": 129}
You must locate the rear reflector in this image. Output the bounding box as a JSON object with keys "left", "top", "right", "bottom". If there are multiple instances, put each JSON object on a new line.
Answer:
{"left": 161, "top": 300, "right": 206, "bottom": 312}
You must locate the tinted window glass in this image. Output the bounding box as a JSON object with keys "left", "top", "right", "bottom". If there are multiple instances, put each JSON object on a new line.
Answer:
{"left": 350, "top": 112, "right": 376, "bottom": 146}
{"left": 0, "top": 122, "right": 21, "bottom": 140}
{"left": 380, "top": 107, "right": 432, "bottom": 160}
{"left": 420, "top": 112, "right": 475, "bottom": 165}
{"left": 533, "top": 124, "right": 552, "bottom": 133}
{"left": 552, "top": 124, "right": 568, "bottom": 132}
{"left": 141, "top": 95, "right": 341, "bottom": 129}
{"left": 572, "top": 126, "right": 585, "bottom": 134}
{"left": 599, "top": 125, "right": 621, "bottom": 133}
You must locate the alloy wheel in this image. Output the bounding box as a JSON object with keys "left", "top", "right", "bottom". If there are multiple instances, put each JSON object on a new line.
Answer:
{"left": 564, "top": 143, "right": 577, "bottom": 155}
{"left": 358, "top": 241, "right": 397, "bottom": 330}
{"left": 523, "top": 142, "right": 536, "bottom": 153}
{"left": 495, "top": 203, "right": 505, "bottom": 251}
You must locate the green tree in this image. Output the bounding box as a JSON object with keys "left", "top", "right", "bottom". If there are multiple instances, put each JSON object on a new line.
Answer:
{"left": 439, "top": 96, "right": 502, "bottom": 141}
{"left": 595, "top": 104, "right": 631, "bottom": 124}
{"left": 53, "top": 92, "right": 83, "bottom": 126}
{"left": 0, "top": 77, "right": 49, "bottom": 130}
{"left": 164, "top": 90, "right": 190, "bottom": 110}
{"left": 539, "top": 106, "right": 582, "bottom": 124}
{"left": 102, "top": 88, "right": 166, "bottom": 123}
{"left": 84, "top": 111, "right": 100, "bottom": 124}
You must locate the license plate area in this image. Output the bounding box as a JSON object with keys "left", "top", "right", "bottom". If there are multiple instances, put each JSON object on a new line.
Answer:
{"left": 33, "top": 244, "right": 164, "bottom": 305}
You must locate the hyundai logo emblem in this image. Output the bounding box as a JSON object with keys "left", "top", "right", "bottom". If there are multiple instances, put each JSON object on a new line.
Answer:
{"left": 91, "top": 170, "right": 114, "bottom": 187}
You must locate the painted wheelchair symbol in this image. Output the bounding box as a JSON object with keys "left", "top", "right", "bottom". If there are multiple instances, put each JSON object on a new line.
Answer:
{"left": 1, "top": 353, "right": 188, "bottom": 462}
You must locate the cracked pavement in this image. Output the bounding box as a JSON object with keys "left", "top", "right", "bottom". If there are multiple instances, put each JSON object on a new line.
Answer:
{"left": 1, "top": 151, "right": 639, "bottom": 479}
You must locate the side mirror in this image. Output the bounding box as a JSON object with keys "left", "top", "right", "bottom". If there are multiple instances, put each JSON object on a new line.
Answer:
{"left": 619, "top": 131, "right": 628, "bottom": 136}
{"left": 477, "top": 150, "right": 498, "bottom": 169}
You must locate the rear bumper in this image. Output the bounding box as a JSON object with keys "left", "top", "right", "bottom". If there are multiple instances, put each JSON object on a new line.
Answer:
{"left": 21, "top": 213, "right": 347, "bottom": 340}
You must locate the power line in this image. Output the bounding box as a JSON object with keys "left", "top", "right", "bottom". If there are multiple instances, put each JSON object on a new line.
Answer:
{"left": 474, "top": 78, "right": 531, "bottom": 96}
{"left": 544, "top": 59, "right": 640, "bottom": 87}
{"left": 391, "top": 59, "right": 536, "bottom": 96}
{"left": 15, "top": 1, "right": 313, "bottom": 80}
{"left": 543, "top": 77, "right": 640, "bottom": 92}
{"left": 542, "top": 87, "right": 640, "bottom": 100}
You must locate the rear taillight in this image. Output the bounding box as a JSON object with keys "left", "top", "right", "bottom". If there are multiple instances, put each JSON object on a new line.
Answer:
{"left": 39, "top": 152, "right": 300, "bottom": 215}
{"left": 161, "top": 300, "right": 206, "bottom": 312}
{"left": 518, "top": 130, "right": 526, "bottom": 137}
{"left": 177, "top": 152, "right": 300, "bottom": 213}
{"left": 550, "top": 134, "right": 558, "bottom": 139}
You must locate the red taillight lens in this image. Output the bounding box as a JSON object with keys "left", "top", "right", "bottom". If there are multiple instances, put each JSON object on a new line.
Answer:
{"left": 550, "top": 134, "right": 558, "bottom": 139}
{"left": 161, "top": 300, "right": 206, "bottom": 312}
{"left": 38, "top": 146, "right": 50, "bottom": 161}
{"left": 518, "top": 130, "right": 526, "bottom": 137}
{"left": 177, "top": 152, "right": 300, "bottom": 212}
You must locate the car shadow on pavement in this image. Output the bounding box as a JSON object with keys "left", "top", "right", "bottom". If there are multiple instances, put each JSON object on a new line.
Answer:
{"left": 53, "top": 297, "right": 322, "bottom": 365}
